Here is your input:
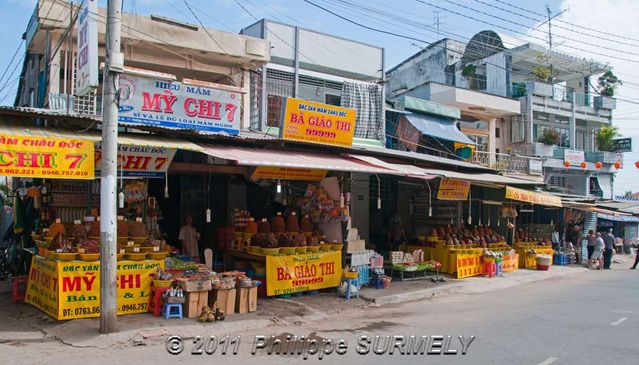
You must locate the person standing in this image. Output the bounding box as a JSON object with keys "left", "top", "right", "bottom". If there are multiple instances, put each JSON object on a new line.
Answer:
{"left": 586, "top": 230, "right": 597, "bottom": 260}
{"left": 590, "top": 232, "right": 605, "bottom": 269}
{"left": 179, "top": 213, "right": 200, "bottom": 260}
{"left": 631, "top": 242, "right": 639, "bottom": 269}
{"left": 571, "top": 225, "right": 583, "bottom": 264}
{"left": 602, "top": 229, "right": 615, "bottom": 270}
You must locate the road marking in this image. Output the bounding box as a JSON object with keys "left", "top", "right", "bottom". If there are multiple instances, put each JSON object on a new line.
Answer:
{"left": 538, "top": 357, "right": 558, "bottom": 365}
{"left": 612, "top": 310, "right": 635, "bottom": 314}
{"left": 610, "top": 317, "right": 627, "bottom": 326}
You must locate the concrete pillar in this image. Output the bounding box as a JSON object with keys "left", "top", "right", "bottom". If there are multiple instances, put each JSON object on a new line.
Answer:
{"left": 488, "top": 118, "right": 497, "bottom": 168}
{"left": 241, "top": 69, "right": 250, "bottom": 130}
{"left": 48, "top": 34, "right": 61, "bottom": 96}
{"left": 525, "top": 95, "right": 533, "bottom": 144}
{"left": 569, "top": 91, "right": 576, "bottom": 149}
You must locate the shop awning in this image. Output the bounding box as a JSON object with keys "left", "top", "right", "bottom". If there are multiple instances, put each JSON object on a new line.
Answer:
{"left": 404, "top": 113, "right": 477, "bottom": 145}
{"left": 0, "top": 121, "right": 203, "bottom": 151}
{"left": 598, "top": 213, "right": 639, "bottom": 223}
{"left": 505, "top": 186, "right": 563, "bottom": 207}
{"left": 563, "top": 201, "right": 631, "bottom": 216}
{"left": 347, "top": 155, "right": 436, "bottom": 179}
{"left": 199, "top": 145, "right": 397, "bottom": 174}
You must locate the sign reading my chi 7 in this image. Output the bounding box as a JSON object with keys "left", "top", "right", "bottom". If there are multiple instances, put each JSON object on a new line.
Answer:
{"left": 437, "top": 178, "right": 471, "bottom": 201}
{"left": 117, "top": 74, "right": 241, "bottom": 135}
{"left": 505, "top": 186, "right": 562, "bottom": 208}
{"left": 266, "top": 251, "right": 342, "bottom": 296}
{"left": 25, "top": 256, "right": 163, "bottom": 320}
{"left": 0, "top": 135, "right": 94, "bottom": 179}
{"left": 95, "top": 143, "right": 176, "bottom": 178}
{"left": 280, "top": 97, "right": 357, "bottom": 147}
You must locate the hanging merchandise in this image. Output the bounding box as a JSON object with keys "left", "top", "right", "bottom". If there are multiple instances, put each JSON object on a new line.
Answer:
{"left": 276, "top": 180, "right": 282, "bottom": 194}
{"left": 375, "top": 174, "right": 381, "bottom": 210}
{"left": 164, "top": 174, "right": 169, "bottom": 198}
{"left": 118, "top": 191, "right": 125, "bottom": 209}
{"left": 206, "top": 209, "right": 211, "bottom": 223}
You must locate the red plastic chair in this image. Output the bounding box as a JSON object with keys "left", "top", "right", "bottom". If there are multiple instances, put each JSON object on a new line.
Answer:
{"left": 12, "top": 276, "right": 28, "bottom": 304}
{"left": 148, "top": 287, "right": 169, "bottom": 317}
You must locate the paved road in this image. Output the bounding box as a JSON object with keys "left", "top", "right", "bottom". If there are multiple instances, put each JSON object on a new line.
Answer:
{"left": 3, "top": 264, "right": 638, "bottom": 364}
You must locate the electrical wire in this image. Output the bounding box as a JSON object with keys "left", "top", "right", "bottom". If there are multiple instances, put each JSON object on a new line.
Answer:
{"left": 182, "top": 0, "right": 232, "bottom": 56}
{"left": 474, "top": 0, "right": 639, "bottom": 48}
{"left": 415, "top": 0, "right": 639, "bottom": 63}
{"left": 305, "top": 0, "right": 639, "bottom": 106}
{"left": 491, "top": 0, "right": 639, "bottom": 44}
{"left": 0, "top": 39, "right": 25, "bottom": 87}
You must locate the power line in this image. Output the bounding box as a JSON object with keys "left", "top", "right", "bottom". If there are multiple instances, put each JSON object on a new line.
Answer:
{"left": 415, "top": 0, "right": 639, "bottom": 63}
{"left": 0, "top": 54, "right": 25, "bottom": 96}
{"left": 182, "top": 0, "right": 231, "bottom": 56}
{"left": 444, "top": 0, "right": 639, "bottom": 57}
{"left": 473, "top": 0, "right": 639, "bottom": 48}
{"left": 491, "top": 0, "right": 639, "bottom": 44}
{"left": 0, "top": 39, "right": 25, "bottom": 87}
{"left": 305, "top": 0, "right": 639, "bottom": 107}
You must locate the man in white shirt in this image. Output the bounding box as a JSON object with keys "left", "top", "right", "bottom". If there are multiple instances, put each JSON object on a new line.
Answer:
{"left": 179, "top": 214, "right": 200, "bottom": 260}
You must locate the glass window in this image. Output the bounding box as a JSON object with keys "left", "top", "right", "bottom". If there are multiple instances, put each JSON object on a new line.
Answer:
{"left": 325, "top": 94, "right": 341, "bottom": 106}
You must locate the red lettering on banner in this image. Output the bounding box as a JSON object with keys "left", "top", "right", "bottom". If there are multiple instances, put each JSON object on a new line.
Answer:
{"left": 123, "top": 155, "right": 151, "bottom": 170}
{"left": 142, "top": 92, "right": 177, "bottom": 114}
{"left": 62, "top": 277, "right": 82, "bottom": 292}
{"left": 82, "top": 273, "right": 97, "bottom": 291}
{"left": 119, "top": 274, "right": 141, "bottom": 289}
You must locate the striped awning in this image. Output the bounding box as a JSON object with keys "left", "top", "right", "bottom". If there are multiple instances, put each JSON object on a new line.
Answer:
{"left": 199, "top": 145, "right": 399, "bottom": 174}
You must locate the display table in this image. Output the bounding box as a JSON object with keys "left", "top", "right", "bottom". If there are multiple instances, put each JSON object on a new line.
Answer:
{"left": 224, "top": 249, "right": 342, "bottom": 296}
{"left": 25, "top": 256, "right": 164, "bottom": 320}
{"left": 385, "top": 263, "right": 431, "bottom": 281}
{"left": 514, "top": 246, "right": 554, "bottom": 269}
{"left": 400, "top": 245, "right": 484, "bottom": 279}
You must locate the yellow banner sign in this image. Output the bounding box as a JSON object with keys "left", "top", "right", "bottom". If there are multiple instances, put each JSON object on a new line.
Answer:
{"left": 437, "top": 178, "right": 471, "bottom": 200}
{"left": 505, "top": 186, "right": 562, "bottom": 207}
{"left": 251, "top": 166, "right": 328, "bottom": 181}
{"left": 25, "top": 256, "right": 163, "bottom": 320}
{"left": 0, "top": 135, "right": 94, "bottom": 179}
{"left": 280, "top": 97, "right": 357, "bottom": 148}
{"left": 266, "top": 251, "right": 342, "bottom": 296}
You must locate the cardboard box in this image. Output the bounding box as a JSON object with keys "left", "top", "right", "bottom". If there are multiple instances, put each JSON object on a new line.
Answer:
{"left": 209, "top": 288, "right": 236, "bottom": 316}
{"left": 177, "top": 278, "right": 212, "bottom": 292}
{"left": 346, "top": 239, "right": 365, "bottom": 253}
{"left": 248, "top": 287, "right": 257, "bottom": 312}
{"left": 184, "top": 290, "right": 209, "bottom": 319}
{"left": 235, "top": 286, "right": 258, "bottom": 314}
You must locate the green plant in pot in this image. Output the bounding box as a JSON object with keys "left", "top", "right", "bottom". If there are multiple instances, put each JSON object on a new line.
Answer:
{"left": 538, "top": 129, "right": 560, "bottom": 146}
{"left": 462, "top": 64, "right": 477, "bottom": 89}
{"left": 597, "top": 71, "right": 622, "bottom": 97}
{"left": 596, "top": 126, "right": 620, "bottom": 152}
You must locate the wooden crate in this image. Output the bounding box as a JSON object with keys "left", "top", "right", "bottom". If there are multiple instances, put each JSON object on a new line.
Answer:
{"left": 177, "top": 278, "right": 212, "bottom": 292}
{"left": 235, "top": 286, "right": 258, "bottom": 314}
{"left": 209, "top": 288, "right": 236, "bottom": 316}
{"left": 184, "top": 291, "right": 209, "bottom": 319}
{"left": 248, "top": 287, "right": 257, "bottom": 312}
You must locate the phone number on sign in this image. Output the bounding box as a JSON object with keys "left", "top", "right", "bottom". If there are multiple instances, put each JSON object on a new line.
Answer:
{"left": 305, "top": 129, "right": 337, "bottom": 139}
{"left": 120, "top": 303, "right": 147, "bottom": 312}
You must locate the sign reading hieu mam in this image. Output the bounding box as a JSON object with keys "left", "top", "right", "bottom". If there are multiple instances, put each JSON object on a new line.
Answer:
{"left": 0, "top": 135, "right": 94, "bottom": 179}
{"left": 437, "top": 178, "right": 471, "bottom": 201}
{"left": 25, "top": 256, "right": 163, "bottom": 320}
{"left": 118, "top": 74, "right": 241, "bottom": 135}
{"left": 280, "top": 98, "right": 357, "bottom": 147}
{"left": 251, "top": 166, "right": 327, "bottom": 181}
{"left": 266, "top": 251, "right": 342, "bottom": 296}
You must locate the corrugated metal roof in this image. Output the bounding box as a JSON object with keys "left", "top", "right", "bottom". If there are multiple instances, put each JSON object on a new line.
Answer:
{"left": 351, "top": 145, "right": 492, "bottom": 171}
{"left": 404, "top": 113, "right": 477, "bottom": 145}
{"left": 0, "top": 120, "right": 203, "bottom": 151}
{"left": 348, "top": 155, "right": 436, "bottom": 179}
{"left": 198, "top": 145, "right": 397, "bottom": 174}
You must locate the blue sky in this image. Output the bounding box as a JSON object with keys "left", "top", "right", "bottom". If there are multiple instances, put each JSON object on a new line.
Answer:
{"left": 0, "top": 0, "right": 637, "bottom": 194}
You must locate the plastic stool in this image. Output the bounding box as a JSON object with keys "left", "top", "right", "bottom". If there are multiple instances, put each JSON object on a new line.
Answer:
{"left": 12, "top": 276, "right": 28, "bottom": 304}
{"left": 148, "top": 287, "right": 169, "bottom": 317}
{"left": 163, "top": 303, "right": 183, "bottom": 319}
{"left": 340, "top": 277, "right": 359, "bottom": 301}
{"left": 483, "top": 261, "right": 496, "bottom": 278}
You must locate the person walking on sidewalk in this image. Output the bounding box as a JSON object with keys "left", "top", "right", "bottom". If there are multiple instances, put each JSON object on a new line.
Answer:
{"left": 631, "top": 241, "right": 639, "bottom": 269}
{"left": 590, "top": 232, "right": 605, "bottom": 270}
{"left": 602, "top": 229, "right": 615, "bottom": 270}
{"left": 586, "top": 230, "right": 596, "bottom": 260}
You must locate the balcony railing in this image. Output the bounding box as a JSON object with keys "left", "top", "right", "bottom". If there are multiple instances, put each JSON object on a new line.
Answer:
{"left": 48, "top": 93, "right": 102, "bottom": 116}
{"left": 472, "top": 151, "right": 542, "bottom": 175}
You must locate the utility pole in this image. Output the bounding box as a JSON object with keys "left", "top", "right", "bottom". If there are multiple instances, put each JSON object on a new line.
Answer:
{"left": 100, "top": 0, "right": 124, "bottom": 334}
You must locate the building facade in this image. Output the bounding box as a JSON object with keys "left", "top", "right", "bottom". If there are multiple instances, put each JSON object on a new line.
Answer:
{"left": 387, "top": 31, "right": 620, "bottom": 196}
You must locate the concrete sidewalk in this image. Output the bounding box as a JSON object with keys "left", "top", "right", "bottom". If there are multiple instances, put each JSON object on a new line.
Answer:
{"left": 2, "top": 257, "right": 625, "bottom": 349}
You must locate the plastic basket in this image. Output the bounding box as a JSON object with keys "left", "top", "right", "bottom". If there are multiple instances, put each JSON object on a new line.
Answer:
{"left": 342, "top": 270, "right": 358, "bottom": 279}
{"left": 357, "top": 265, "right": 370, "bottom": 286}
